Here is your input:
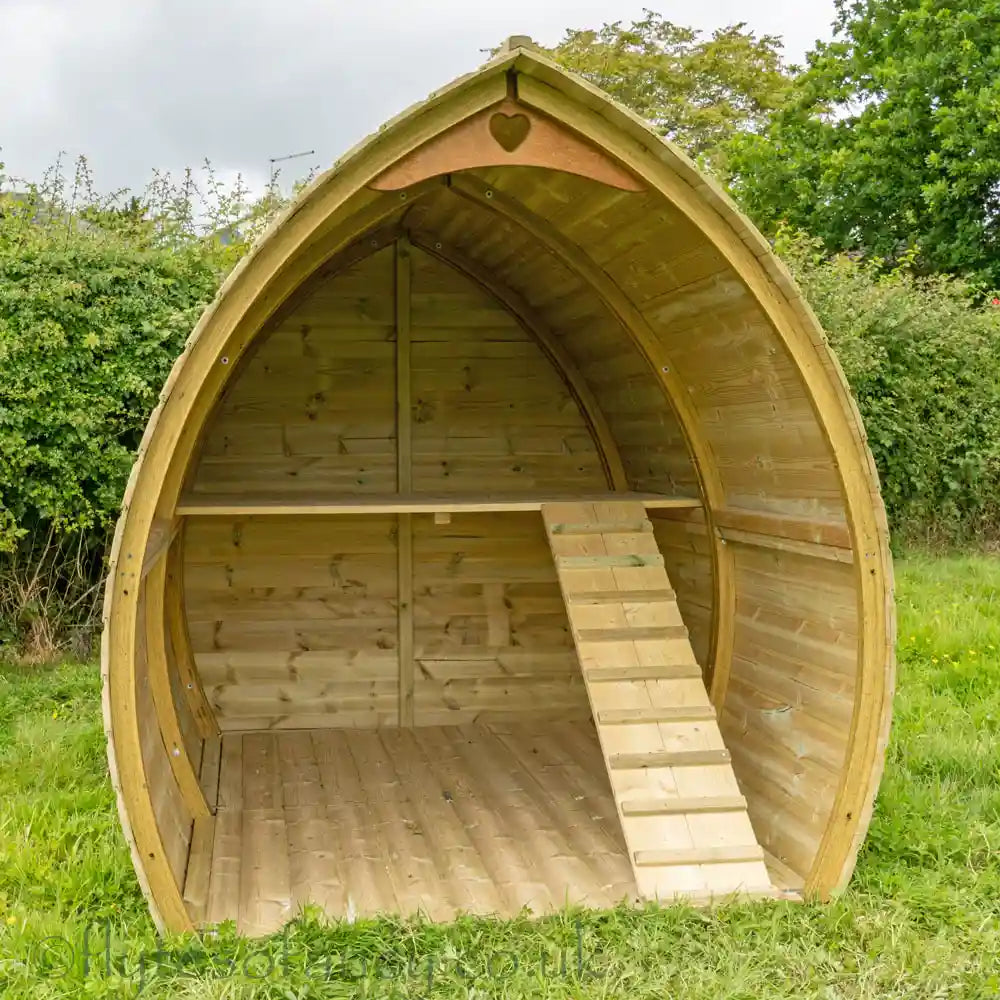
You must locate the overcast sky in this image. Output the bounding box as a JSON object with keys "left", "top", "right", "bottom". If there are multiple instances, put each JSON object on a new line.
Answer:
{"left": 2, "top": 0, "right": 836, "bottom": 198}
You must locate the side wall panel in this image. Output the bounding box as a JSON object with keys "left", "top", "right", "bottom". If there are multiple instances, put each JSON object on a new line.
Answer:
{"left": 412, "top": 511, "right": 589, "bottom": 725}
{"left": 189, "top": 247, "right": 397, "bottom": 498}
{"left": 184, "top": 515, "right": 400, "bottom": 730}
{"left": 720, "top": 546, "right": 857, "bottom": 880}
{"left": 410, "top": 246, "right": 607, "bottom": 493}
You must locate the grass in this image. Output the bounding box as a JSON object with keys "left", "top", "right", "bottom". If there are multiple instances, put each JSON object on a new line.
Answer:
{"left": 1, "top": 554, "right": 999, "bottom": 998}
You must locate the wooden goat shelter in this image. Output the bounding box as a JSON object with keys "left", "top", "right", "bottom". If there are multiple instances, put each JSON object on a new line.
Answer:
{"left": 102, "top": 39, "right": 895, "bottom": 936}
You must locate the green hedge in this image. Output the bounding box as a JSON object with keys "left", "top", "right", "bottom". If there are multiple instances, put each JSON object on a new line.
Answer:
{"left": 0, "top": 212, "right": 225, "bottom": 547}
{"left": 778, "top": 229, "right": 1000, "bottom": 545}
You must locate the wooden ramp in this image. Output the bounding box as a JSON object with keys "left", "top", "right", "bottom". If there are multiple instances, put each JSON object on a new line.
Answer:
{"left": 542, "top": 500, "right": 775, "bottom": 903}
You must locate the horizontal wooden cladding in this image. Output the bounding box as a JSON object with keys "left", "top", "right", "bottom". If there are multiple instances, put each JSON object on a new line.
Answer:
{"left": 412, "top": 512, "right": 587, "bottom": 725}
{"left": 719, "top": 544, "right": 857, "bottom": 881}
{"left": 184, "top": 511, "right": 596, "bottom": 730}
{"left": 184, "top": 515, "right": 399, "bottom": 730}
{"left": 408, "top": 245, "right": 609, "bottom": 494}
{"left": 653, "top": 503, "right": 852, "bottom": 562}
{"left": 176, "top": 491, "right": 702, "bottom": 516}
{"left": 190, "top": 247, "right": 398, "bottom": 499}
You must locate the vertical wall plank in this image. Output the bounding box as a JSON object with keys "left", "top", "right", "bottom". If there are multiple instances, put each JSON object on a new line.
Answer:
{"left": 396, "top": 238, "right": 415, "bottom": 726}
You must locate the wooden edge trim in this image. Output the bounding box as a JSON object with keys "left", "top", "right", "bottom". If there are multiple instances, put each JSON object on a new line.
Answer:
{"left": 708, "top": 541, "right": 735, "bottom": 710}
{"left": 408, "top": 232, "right": 629, "bottom": 491}
{"left": 144, "top": 557, "right": 210, "bottom": 818}
{"left": 165, "top": 527, "right": 219, "bottom": 738}
{"left": 101, "top": 573, "right": 193, "bottom": 934}
{"left": 514, "top": 70, "right": 893, "bottom": 894}
{"left": 140, "top": 517, "right": 179, "bottom": 581}
{"left": 445, "top": 173, "right": 731, "bottom": 695}
{"left": 182, "top": 814, "right": 216, "bottom": 926}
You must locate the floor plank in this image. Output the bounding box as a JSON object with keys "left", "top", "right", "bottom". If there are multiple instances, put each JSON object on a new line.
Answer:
{"left": 207, "top": 720, "right": 637, "bottom": 934}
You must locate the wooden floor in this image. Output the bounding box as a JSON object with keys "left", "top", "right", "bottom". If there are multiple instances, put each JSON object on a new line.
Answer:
{"left": 192, "top": 721, "right": 639, "bottom": 935}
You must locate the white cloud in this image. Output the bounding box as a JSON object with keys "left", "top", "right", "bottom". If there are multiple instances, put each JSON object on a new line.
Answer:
{"left": 0, "top": 0, "right": 835, "bottom": 194}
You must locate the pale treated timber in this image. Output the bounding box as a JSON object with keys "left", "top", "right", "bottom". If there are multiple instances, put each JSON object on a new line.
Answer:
{"left": 576, "top": 625, "right": 688, "bottom": 643}
{"left": 652, "top": 505, "right": 854, "bottom": 564}
{"left": 165, "top": 532, "right": 218, "bottom": 739}
{"left": 543, "top": 500, "right": 773, "bottom": 901}
{"left": 409, "top": 233, "right": 629, "bottom": 491}
{"left": 585, "top": 664, "right": 703, "bottom": 682}
{"left": 555, "top": 553, "right": 664, "bottom": 569}
{"left": 568, "top": 589, "right": 675, "bottom": 604}
{"left": 597, "top": 706, "right": 717, "bottom": 725}
{"left": 634, "top": 845, "right": 764, "bottom": 867}
{"left": 549, "top": 521, "right": 651, "bottom": 535}
{"left": 141, "top": 518, "right": 179, "bottom": 581}
{"left": 609, "top": 749, "right": 733, "bottom": 770}
{"left": 175, "top": 492, "right": 701, "bottom": 516}
{"left": 621, "top": 795, "right": 747, "bottom": 817}
{"left": 183, "top": 815, "right": 215, "bottom": 925}
{"left": 143, "top": 558, "right": 210, "bottom": 818}
{"left": 101, "top": 46, "right": 894, "bottom": 931}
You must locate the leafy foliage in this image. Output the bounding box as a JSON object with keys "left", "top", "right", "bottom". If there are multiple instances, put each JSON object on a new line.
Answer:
{"left": 547, "top": 10, "right": 792, "bottom": 171}
{"left": 779, "top": 229, "right": 1000, "bottom": 543}
{"left": 0, "top": 158, "right": 282, "bottom": 654}
{"left": 726, "top": 0, "right": 1000, "bottom": 288}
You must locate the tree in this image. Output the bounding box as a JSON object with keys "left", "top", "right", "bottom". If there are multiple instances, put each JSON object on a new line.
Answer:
{"left": 726, "top": 0, "right": 1000, "bottom": 288}
{"left": 546, "top": 11, "right": 792, "bottom": 172}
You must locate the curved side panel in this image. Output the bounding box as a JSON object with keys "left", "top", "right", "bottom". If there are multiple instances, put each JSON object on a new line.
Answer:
{"left": 513, "top": 65, "right": 893, "bottom": 894}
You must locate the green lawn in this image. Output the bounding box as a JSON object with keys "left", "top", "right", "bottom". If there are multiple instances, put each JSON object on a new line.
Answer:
{"left": 1, "top": 554, "right": 999, "bottom": 999}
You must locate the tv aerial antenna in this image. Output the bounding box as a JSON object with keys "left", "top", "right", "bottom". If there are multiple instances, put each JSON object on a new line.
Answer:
{"left": 267, "top": 149, "right": 316, "bottom": 192}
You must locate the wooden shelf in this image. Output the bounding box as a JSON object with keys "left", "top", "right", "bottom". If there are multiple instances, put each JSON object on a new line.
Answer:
{"left": 175, "top": 492, "right": 702, "bottom": 517}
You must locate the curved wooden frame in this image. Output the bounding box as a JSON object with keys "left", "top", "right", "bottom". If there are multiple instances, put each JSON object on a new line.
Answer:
{"left": 102, "top": 43, "right": 893, "bottom": 932}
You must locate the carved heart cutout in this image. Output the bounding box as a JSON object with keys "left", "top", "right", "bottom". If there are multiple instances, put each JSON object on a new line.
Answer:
{"left": 489, "top": 111, "right": 531, "bottom": 152}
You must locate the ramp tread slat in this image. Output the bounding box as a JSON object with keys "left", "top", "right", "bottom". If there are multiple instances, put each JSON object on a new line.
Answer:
{"left": 576, "top": 625, "right": 688, "bottom": 643}
{"left": 585, "top": 664, "right": 702, "bottom": 682}
{"left": 621, "top": 795, "right": 747, "bottom": 816}
{"left": 610, "top": 749, "right": 732, "bottom": 770}
{"left": 568, "top": 589, "right": 676, "bottom": 604}
{"left": 597, "top": 706, "right": 716, "bottom": 724}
